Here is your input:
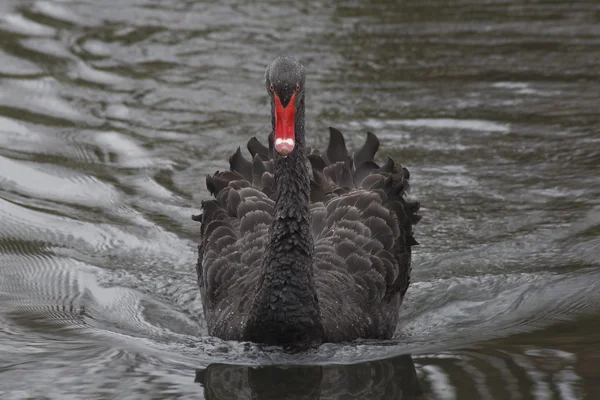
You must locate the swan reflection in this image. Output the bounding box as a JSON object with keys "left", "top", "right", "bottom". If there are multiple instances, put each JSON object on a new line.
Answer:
{"left": 195, "top": 354, "right": 423, "bottom": 399}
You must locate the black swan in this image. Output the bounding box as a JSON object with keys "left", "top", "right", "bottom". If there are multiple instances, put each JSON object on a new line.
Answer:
{"left": 194, "top": 56, "right": 420, "bottom": 346}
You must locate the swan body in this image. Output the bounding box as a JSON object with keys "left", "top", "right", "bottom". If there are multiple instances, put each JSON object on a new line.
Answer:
{"left": 194, "top": 57, "right": 420, "bottom": 346}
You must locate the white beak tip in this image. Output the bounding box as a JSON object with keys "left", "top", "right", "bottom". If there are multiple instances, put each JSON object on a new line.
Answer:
{"left": 274, "top": 138, "right": 295, "bottom": 156}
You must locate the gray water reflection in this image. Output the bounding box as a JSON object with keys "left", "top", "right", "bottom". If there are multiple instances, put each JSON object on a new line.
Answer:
{"left": 195, "top": 347, "right": 589, "bottom": 400}
{"left": 1, "top": 0, "right": 599, "bottom": 398}
{"left": 196, "top": 355, "right": 422, "bottom": 399}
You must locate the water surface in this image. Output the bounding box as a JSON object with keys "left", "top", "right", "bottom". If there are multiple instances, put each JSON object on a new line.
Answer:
{"left": 1, "top": 0, "right": 599, "bottom": 398}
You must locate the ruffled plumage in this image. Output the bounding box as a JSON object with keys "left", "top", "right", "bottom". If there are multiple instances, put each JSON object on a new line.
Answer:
{"left": 194, "top": 127, "right": 420, "bottom": 342}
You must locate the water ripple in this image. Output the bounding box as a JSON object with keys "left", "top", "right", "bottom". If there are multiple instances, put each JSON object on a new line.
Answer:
{"left": 0, "top": 0, "right": 599, "bottom": 397}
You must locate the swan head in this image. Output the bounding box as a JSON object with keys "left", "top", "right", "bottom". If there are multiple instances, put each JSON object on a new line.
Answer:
{"left": 265, "top": 57, "right": 306, "bottom": 157}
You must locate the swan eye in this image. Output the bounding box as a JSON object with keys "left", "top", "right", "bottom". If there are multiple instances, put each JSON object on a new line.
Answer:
{"left": 296, "top": 83, "right": 301, "bottom": 91}
{"left": 269, "top": 84, "right": 274, "bottom": 92}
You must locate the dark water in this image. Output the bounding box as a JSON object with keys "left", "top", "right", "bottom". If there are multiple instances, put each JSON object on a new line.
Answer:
{"left": 1, "top": 0, "right": 599, "bottom": 398}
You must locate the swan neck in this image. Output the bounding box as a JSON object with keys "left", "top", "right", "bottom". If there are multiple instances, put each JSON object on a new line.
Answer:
{"left": 244, "top": 97, "right": 324, "bottom": 345}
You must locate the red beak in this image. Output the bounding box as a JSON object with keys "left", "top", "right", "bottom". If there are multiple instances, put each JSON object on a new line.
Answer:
{"left": 273, "top": 93, "right": 296, "bottom": 156}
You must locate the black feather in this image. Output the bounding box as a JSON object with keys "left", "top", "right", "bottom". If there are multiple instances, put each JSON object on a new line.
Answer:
{"left": 354, "top": 160, "right": 380, "bottom": 186}
{"left": 308, "top": 153, "right": 327, "bottom": 173}
{"left": 353, "top": 131, "right": 380, "bottom": 167}
{"left": 229, "top": 147, "right": 253, "bottom": 182}
{"left": 326, "top": 127, "right": 349, "bottom": 164}
{"left": 378, "top": 156, "right": 395, "bottom": 174}
{"left": 247, "top": 136, "right": 270, "bottom": 158}
{"left": 252, "top": 154, "right": 266, "bottom": 187}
